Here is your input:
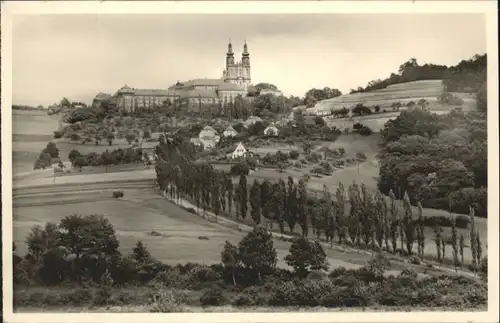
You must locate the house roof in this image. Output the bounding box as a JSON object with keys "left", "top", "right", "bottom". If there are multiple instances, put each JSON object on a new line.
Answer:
{"left": 233, "top": 142, "right": 247, "bottom": 151}
{"left": 180, "top": 89, "right": 219, "bottom": 99}
{"left": 118, "top": 84, "right": 134, "bottom": 93}
{"left": 218, "top": 82, "right": 246, "bottom": 91}
{"left": 133, "top": 89, "right": 178, "bottom": 97}
{"left": 246, "top": 116, "right": 263, "bottom": 122}
{"left": 202, "top": 125, "right": 217, "bottom": 133}
{"left": 224, "top": 125, "right": 238, "bottom": 133}
{"left": 183, "top": 78, "right": 222, "bottom": 87}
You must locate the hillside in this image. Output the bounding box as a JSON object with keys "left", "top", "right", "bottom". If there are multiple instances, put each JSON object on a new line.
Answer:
{"left": 308, "top": 79, "right": 476, "bottom": 115}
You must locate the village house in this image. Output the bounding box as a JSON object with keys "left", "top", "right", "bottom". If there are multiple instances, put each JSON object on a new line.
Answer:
{"left": 190, "top": 137, "right": 203, "bottom": 147}
{"left": 200, "top": 137, "right": 218, "bottom": 150}
{"left": 231, "top": 142, "right": 248, "bottom": 159}
{"left": 222, "top": 125, "right": 238, "bottom": 138}
{"left": 264, "top": 124, "right": 279, "bottom": 137}
{"left": 198, "top": 125, "right": 220, "bottom": 143}
{"left": 244, "top": 116, "right": 263, "bottom": 128}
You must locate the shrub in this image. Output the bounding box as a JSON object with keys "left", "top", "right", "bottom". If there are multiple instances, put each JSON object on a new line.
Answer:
{"left": 53, "top": 131, "right": 63, "bottom": 139}
{"left": 399, "top": 268, "right": 418, "bottom": 279}
{"left": 358, "top": 126, "right": 373, "bottom": 136}
{"left": 321, "top": 284, "right": 371, "bottom": 308}
{"left": 92, "top": 289, "right": 112, "bottom": 307}
{"left": 60, "top": 288, "right": 94, "bottom": 306}
{"left": 268, "top": 281, "right": 298, "bottom": 306}
{"left": 409, "top": 255, "right": 422, "bottom": 265}
{"left": 288, "top": 150, "right": 300, "bottom": 159}
{"left": 230, "top": 162, "right": 250, "bottom": 176}
{"left": 150, "top": 289, "right": 190, "bottom": 312}
{"left": 285, "top": 237, "right": 329, "bottom": 277}
{"left": 113, "top": 191, "right": 124, "bottom": 199}
{"left": 200, "top": 286, "right": 226, "bottom": 306}
{"left": 233, "top": 286, "right": 268, "bottom": 307}
{"left": 356, "top": 152, "right": 367, "bottom": 161}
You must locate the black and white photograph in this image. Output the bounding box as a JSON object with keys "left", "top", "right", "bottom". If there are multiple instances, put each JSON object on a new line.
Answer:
{"left": 1, "top": 1, "right": 498, "bottom": 321}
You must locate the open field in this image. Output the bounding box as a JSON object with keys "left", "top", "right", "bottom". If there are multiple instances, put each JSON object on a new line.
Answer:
{"left": 12, "top": 110, "right": 136, "bottom": 174}
{"left": 13, "top": 185, "right": 364, "bottom": 269}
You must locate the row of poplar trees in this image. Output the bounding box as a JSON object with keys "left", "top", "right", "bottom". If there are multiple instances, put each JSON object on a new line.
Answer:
{"left": 155, "top": 134, "right": 484, "bottom": 269}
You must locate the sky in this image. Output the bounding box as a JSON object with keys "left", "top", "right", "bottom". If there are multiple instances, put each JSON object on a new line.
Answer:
{"left": 12, "top": 13, "right": 486, "bottom": 106}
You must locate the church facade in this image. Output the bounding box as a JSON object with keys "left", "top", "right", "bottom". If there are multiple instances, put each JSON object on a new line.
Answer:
{"left": 113, "top": 41, "right": 252, "bottom": 113}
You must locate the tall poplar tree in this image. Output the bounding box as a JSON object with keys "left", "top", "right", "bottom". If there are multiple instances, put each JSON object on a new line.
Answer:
{"left": 250, "top": 179, "right": 262, "bottom": 226}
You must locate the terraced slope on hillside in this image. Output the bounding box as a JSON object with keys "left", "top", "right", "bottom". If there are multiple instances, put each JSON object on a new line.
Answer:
{"left": 309, "top": 80, "right": 475, "bottom": 113}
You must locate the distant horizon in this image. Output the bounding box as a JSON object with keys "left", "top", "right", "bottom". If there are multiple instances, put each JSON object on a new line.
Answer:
{"left": 11, "top": 14, "right": 486, "bottom": 106}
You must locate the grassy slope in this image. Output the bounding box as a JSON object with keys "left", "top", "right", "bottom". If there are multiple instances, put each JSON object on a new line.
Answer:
{"left": 13, "top": 187, "right": 361, "bottom": 269}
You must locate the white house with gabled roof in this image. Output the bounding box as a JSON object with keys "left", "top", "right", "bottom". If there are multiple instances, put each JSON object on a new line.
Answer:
{"left": 264, "top": 124, "right": 279, "bottom": 137}
{"left": 199, "top": 125, "right": 219, "bottom": 142}
{"left": 223, "top": 125, "right": 238, "bottom": 138}
{"left": 231, "top": 142, "right": 248, "bottom": 159}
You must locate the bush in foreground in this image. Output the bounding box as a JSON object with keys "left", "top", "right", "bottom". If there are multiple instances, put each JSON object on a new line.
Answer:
{"left": 113, "top": 191, "right": 124, "bottom": 199}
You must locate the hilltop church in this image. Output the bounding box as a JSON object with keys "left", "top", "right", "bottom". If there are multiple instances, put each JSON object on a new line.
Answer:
{"left": 105, "top": 41, "right": 252, "bottom": 113}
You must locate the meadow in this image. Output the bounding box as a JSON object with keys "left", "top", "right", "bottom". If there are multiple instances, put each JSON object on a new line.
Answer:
{"left": 13, "top": 187, "right": 363, "bottom": 270}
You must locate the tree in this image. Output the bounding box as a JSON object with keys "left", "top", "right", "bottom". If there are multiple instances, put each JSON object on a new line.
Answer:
{"left": 416, "top": 202, "right": 425, "bottom": 258}
{"left": 25, "top": 222, "right": 61, "bottom": 263}
{"left": 68, "top": 150, "right": 81, "bottom": 164}
{"left": 221, "top": 241, "right": 240, "bottom": 285}
{"left": 73, "top": 155, "right": 86, "bottom": 171}
{"left": 58, "top": 214, "right": 120, "bottom": 281}
{"left": 297, "top": 179, "right": 308, "bottom": 237}
{"left": 238, "top": 174, "right": 248, "bottom": 220}
{"left": 402, "top": 192, "right": 415, "bottom": 255}
{"left": 100, "top": 150, "right": 114, "bottom": 172}
{"left": 434, "top": 225, "right": 443, "bottom": 263}
{"left": 348, "top": 183, "right": 362, "bottom": 250}
{"left": 238, "top": 227, "right": 277, "bottom": 280}
{"left": 260, "top": 180, "right": 273, "bottom": 224}
{"left": 335, "top": 182, "right": 346, "bottom": 245}
{"left": 34, "top": 152, "right": 53, "bottom": 170}
{"left": 59, "top": 214, "right": 119, "bottom": 259}
{"left": 143, "top": 130, "right": 151, "bottom": 141}
{"left": 107, "top": 132, "right": 115, "bottom": 146}
{"left": 42, "top": 142, "right": 60, "bottom": 158}
{"left": 359, "top": 184, "right": 374, "bottom": 250}
{"left": 451, "top": 215, "right": 459, "bottom": 271}
{"left": 284, "top": 237, "right": 328, "bottom": 278}
{"left": 132, "top": 240, "right": 153, "bottom": 265}
{"left": 388, "top": 190, "right": 400, "bottom": 253}
{"left": 374, "top": 191, "right": 387, "bottom": 251}
{"left": 271, "top": 181, "right": 286, "bottom": 237}
{"left": 125, "top": 133, "right": 136, "bottom": 145}
{"left": 459, "top": 234, "right": 465, "bottom": 265}
{"left": 476, "top": 82, "right": 487, "bottom": 113}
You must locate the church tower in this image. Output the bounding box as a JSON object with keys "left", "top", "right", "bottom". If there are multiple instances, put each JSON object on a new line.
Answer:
{"left": 226, "top": 40, "right": 235, "bottom": 69}
{"left": 241, "top": 41, "right": 251, "bottom": 88}
{"left": 223, "top": 40, "right": 251, "bottom": 90}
